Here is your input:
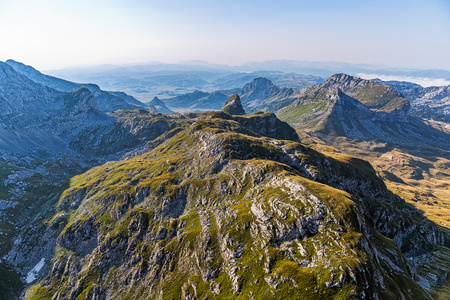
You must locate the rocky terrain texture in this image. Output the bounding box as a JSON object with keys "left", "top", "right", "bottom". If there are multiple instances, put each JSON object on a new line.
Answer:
{"left": 376, "top": 79, "right": 450, "bottom": 123}
{"left": 0, "top": 61, "right": 186, "bottom": 157}
{"left": 221, "top": 94, "right": 246, "bottom": 115}
{"left": 2, "top": 64, "right": 450, "bottom": 299}
{"left": 8, "top": 99, "right": 449, "bottom": 300}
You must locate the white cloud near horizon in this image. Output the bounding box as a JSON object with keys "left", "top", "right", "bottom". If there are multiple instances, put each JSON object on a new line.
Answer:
{"left": 357, "top": 74, "right": 450, "bottom": 88}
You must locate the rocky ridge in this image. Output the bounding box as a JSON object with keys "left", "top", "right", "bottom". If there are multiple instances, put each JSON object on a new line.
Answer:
{"left": 5, "top": 60, "right": 174, "bottom": 115}
{"left": 4, "top": 60, "right": 147, "bottom": 113}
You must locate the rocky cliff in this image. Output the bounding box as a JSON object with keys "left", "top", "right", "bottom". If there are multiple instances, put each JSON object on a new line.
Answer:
{"left": 0, "top": 63, "right": 202, "bottom": 299}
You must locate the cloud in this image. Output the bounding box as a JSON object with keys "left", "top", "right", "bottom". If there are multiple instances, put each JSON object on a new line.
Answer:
{"left": 356, "top": 73, "right": 450, "bottom": 87}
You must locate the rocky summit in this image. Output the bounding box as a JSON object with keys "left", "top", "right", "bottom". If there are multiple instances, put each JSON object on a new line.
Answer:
{"left": 148, "top": 97, "right": 174, "bottom": 114}
{"left": 221, "top": 94, "right": 246, "bottom": 115}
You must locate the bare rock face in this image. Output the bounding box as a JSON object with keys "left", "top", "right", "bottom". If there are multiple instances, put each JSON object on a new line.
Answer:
{"left": 221, "top": 94, "right": 246, "bottom": 115}
{"left": 0, "top": 61, "right": 202, "bottom": 299}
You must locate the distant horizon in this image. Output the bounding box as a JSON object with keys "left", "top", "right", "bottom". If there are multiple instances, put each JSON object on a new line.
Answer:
{"left": 1, "top": 57, "right": 448, "bottom": 73}
{"left": 37, "top": 59, "right": 450, "bottom": 88}
{"left": 36, "top": 58, "right": 449, "bottom": 73}
{"left": 4, "top": 57, "right": 450, "bottom": 88}
{"left": 1, "top": 0, "right": 449, "bottom": 71}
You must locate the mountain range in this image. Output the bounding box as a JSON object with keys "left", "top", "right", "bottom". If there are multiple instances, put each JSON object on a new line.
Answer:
{"left": 4, "top": 60, "right": 176, "bottom": 115}
{"left": 275, "top": 73, "right": 450, "bottom": 231}
{"left": 164, "top": 77, "right": 297, "bottom": 113}
{"left": 47, "top": 60, "right": 450, "bottom": 102}
{"left": 0, "top": 61, "right": 449, "bottom": 299}
{"left": 0, "top": 60, "right": 201, "bottom": 299}
{"left": 46, "top": 63, "right": 329, "bottom": 101}
{"left": 277, "top": 74, "right": 449, "bottom": 149}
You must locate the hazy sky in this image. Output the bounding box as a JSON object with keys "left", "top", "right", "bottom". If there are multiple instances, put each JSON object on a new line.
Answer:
{"left": 0, "top": 0, "right": 449, "bottom": 70}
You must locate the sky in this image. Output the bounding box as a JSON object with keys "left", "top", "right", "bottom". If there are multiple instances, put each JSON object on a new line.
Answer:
{"left": 0, "top": 0, "right": 449, "bottom": 71}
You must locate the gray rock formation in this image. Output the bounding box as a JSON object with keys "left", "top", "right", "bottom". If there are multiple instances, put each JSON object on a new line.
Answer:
{"left": 221, "top": 94, "right": 246, "bottom": 115}
{"left": 277, "top": 74, "right": 450, "bottom": 152}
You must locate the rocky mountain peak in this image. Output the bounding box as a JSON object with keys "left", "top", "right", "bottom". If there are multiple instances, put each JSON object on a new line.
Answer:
{"left": 318, "top": 73, "right": 410, "bottom": 115}
{"left": 148, "top": 96, "right": 173, "bottom": 114}
{"left": 0, "top": 61, "right": 14, "bottom": 77}
{"left": 149, "top": 96, "right": 164, "bottom": 106}
{"left": 323, "top": 73, "right": 365, "bottom": 90}
{"left": 0, "top": 61, "right": 32, "bottom": 83}
{"left": 242, "top": 77, "right": 277, "bottom": 94}
{"left": 240, "top": 77, "right": 290, "bottom": 111}
{"left": 327, "top": 73, "right": 354, "bottom": 83}
{"left": 5, "top": 59, "right": 44, "bottom": 80}
{"left": 221, "top": 94, "right": 246, "bottom": 115}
